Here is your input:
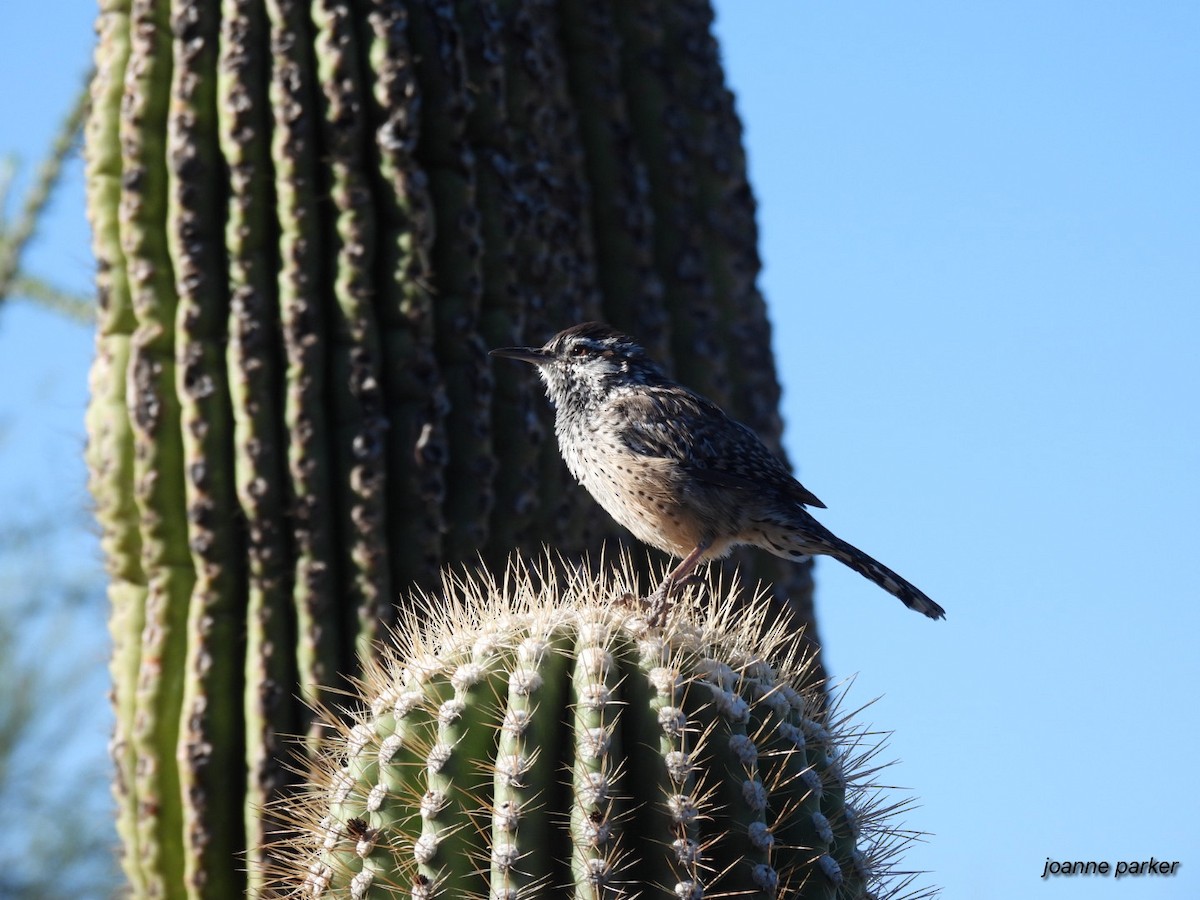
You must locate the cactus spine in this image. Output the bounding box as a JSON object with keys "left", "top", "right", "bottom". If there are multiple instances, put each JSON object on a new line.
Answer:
{"left": 280, "top": 560, "right": 921, "bottom": 898}
{"left": 85, "top": 0, "right": 833, "bottom": 893}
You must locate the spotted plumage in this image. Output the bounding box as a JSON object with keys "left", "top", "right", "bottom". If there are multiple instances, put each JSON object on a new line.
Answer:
{"left": 491, "top": 322, "right": 945, "bottom": 622}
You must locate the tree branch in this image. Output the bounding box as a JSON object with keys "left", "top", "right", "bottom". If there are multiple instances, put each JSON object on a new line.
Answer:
{"left": 0, "top": 72, "right": 92, "bottom": 311}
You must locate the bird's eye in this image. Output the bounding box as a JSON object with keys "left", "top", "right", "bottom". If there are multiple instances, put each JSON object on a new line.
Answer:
{"left": 571, "top": 345, "right": 590, "bottom": 357}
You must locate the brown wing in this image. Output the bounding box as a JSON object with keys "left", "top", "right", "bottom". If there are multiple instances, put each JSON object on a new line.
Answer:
{"left": 613, "top": 386, "right": 827, "bottom": 509}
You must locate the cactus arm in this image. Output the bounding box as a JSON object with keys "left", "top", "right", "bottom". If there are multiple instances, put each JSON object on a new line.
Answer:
{"left": 324, "top": 717, "right": 386, "bottom": 893}
{"left": 275, "top": 563, "right": 925, "bottom": 898}
{"left": 302, "top": 671, "right": 440, "bottom": 896}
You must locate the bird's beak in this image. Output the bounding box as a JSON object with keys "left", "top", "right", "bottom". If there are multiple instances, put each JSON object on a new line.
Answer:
{"left": 490, "top": 346, "right": 551, "bottom": 365}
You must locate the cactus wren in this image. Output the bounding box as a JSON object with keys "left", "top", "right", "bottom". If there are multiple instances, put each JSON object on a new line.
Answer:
{"left": 491, "top": 322, "right": 945, "bottom": 623}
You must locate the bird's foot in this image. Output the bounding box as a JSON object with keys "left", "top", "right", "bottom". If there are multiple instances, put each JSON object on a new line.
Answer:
{"left": 641, "top": 575, "right": 702, "bottom": 627}
{"left": 641, "top": 580, "right": 672, "bottom": 627}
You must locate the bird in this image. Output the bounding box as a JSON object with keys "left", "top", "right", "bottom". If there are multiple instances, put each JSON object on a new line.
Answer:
{"left": 490, "top": 322, "right": 945, "bottom": 624}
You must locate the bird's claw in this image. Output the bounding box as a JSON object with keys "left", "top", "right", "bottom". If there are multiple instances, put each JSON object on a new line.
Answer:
{"left": 640, "top": 575, "right": 704, "bottom": 627}
{"left": 641, "top": 584, "right": 672, "bottom": 627}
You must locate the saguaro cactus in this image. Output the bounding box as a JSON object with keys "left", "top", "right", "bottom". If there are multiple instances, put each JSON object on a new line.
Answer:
{"left": 277, "top": 559, "right": 921, "bottom": 899}
{"left": 85, "top": 0, "right": 827, "bottom": 895}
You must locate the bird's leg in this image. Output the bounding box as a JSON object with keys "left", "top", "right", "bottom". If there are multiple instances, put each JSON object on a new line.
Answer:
{"left": 644, "top": 540, "right": 710, "bottom": 626}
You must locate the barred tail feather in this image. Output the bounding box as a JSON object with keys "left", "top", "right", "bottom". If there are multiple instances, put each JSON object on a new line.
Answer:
{"left": 823, "top": 535, "right": 945, "bottom": 620}
{"left": 787, "top": 525, "right": 945, "bottom": 619}
{"left": 751, "top": 516, "right": 946, "bottom": 620}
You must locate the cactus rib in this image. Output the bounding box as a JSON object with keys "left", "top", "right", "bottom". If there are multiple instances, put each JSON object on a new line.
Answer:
{"left": 120, "top": 0, "right": 195, "bottom": 892}
{"left": 263, "top": 0, "right": 344, "bottom": 732}
{"left": 168, "top": 0, "right": 249, "bottom": 893}
{"left": 406, "top": 0, "right": 496, "bottom": 562}
{"left": 356, "top": 0, "right": 448, "bottom": 592}
{"left": 311, "top": 0, "right": 395, "bottom": 664}
{"left": 556, "top": 0, "right": 669, "bottom": 360}
{"left": 218, "top": 0, "right": 299, "bottom": 888}
{"left": 84, "top": 0, "right": 143, "bottom": 889}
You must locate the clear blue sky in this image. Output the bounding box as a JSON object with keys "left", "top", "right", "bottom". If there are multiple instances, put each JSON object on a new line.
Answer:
{"left": 2, "top": 3, "right": 1197, "bottom": 898}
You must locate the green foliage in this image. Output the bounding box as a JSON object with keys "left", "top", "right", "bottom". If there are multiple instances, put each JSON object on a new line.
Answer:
{"left": 0, "top": 520, "right": 119, "bottom": 899}
{"left": 0, "top": 79, "right": 93, "bottom": 321}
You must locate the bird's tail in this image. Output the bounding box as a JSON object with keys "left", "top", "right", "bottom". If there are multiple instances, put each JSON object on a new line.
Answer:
{"left": 818, "top": 530, "right": 946, "bottom": 620}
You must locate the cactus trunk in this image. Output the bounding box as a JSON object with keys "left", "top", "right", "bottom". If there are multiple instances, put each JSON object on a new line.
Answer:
{"left": 85, "top": 0, "right": 826, "bottom": 894}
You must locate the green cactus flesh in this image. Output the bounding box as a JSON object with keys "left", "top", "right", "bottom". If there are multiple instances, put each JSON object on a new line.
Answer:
{"left": 279, "top": 560, "right": 919, "bottom": 899}
{"left": 83, "top": 0, "right": 839, "bottom": 890}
